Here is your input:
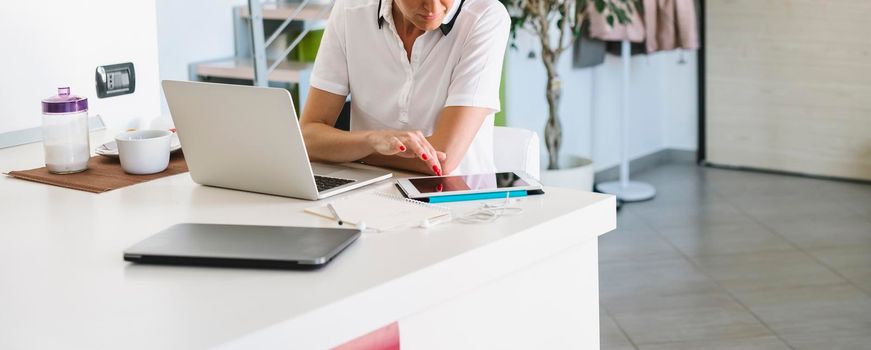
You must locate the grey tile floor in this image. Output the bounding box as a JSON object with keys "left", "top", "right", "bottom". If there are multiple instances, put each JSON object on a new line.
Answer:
{"left": 598, "top": 163, "right": 871, "bottom": 350}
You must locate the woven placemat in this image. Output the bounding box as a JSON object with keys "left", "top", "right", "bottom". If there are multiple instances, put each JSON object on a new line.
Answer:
{"left": 6, "top": 152, "right": 188, "bottom": 193}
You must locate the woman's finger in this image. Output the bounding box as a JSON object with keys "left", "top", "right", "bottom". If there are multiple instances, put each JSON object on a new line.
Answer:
{"left": 403, "top": 136, "right": 429, "bottom": 161}
{"left": 424, "top": 143, "right": 442, "bottom": 176}
{"left": 406, "top": 137, "right": 440, "bottom": 174}
{"left": 407, "top": 132, "right": 432, "bottom": 161}
{"left": 414, "top": 133, "right": 443, "bottom": 176}
{"left": 389, "top": 134, "right": 418, "bottom": 158}
{"left": 390, "top": 137, "right": 407, "bottom": 155}
{"left": 375, "top": 136, "right": 405, "bottom": 155}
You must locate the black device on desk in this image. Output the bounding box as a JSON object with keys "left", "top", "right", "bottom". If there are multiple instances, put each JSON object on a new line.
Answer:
{"left": 123, "top": 223, "right": 360, "bottom": 269}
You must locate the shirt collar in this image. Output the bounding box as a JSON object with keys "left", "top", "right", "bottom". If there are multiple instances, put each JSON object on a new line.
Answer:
{"left": 377, "top": 0, "right": 465, "bottom": 36}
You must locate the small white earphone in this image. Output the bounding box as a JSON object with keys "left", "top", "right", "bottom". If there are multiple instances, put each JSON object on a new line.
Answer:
{"left": 419, "top": 218, "right": 432, "bottom": 229}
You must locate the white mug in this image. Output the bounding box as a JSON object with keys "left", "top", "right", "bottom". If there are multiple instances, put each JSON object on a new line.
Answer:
{"left": 115, "top": 130, "right": 173, "bottom": 175}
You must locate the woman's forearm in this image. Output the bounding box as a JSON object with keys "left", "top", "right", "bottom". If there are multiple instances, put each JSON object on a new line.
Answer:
{"left": 299, "top": 87, "right": 376, "bottom": 163}
{"left": 301, "top": 122, "right": 375, "bottom": 163}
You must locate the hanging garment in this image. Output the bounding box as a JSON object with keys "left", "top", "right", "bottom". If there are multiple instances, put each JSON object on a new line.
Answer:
{"left": 643, "top": 0, "right": 699, "bottom": 53}
{"left": 573, "top": 21, "right": 607, "bottom": 68}
{"left": 586, "top": 1, "right": 645, "bottom": 43}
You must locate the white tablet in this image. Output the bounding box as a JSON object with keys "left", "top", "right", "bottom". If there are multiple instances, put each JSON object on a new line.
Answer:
{"left": 395, "top": 171, "right": 543, "bottom": 201}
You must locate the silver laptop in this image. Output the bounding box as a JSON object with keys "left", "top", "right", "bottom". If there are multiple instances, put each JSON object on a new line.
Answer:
{"left": 123, "top": 223, "right": 360, "bottom": 269}
{"left": 162, "top": 80, "right": 391, "bottom": 200}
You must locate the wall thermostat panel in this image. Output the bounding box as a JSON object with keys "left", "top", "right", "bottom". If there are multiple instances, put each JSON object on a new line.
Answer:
{"left": 95, "top": 62, "right": 136, "bottom": 98}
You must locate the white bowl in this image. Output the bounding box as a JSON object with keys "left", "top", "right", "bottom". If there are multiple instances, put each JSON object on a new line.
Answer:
{"left": 115, "top": 130, "right": 173, "bottom": 175}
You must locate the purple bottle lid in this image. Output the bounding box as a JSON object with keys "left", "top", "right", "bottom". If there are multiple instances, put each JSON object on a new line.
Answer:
{"left": 42, "top": 87, "right": 88, "bottom": 114}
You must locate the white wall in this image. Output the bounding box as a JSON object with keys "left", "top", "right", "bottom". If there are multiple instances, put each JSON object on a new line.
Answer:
{"left": 0, "top": 0, "right": 162, "bottom": 134}
{"left": 155, "top": 0, "right": 248, "bottom": 114}
{"left": 504, "top": 31, "right": 698, "bottom": 171}
{"left": 661, "top": 52, "right": 699, "bottom": 151}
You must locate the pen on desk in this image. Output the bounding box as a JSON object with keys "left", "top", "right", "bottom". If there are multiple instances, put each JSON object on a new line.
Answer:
{"left": 326, "top": 203, "right": 344, "bottom": 225}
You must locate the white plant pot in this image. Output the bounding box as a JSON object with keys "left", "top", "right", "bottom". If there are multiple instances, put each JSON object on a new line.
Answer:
{"left": 540, "top": 155, "right": 594, "bottom": 192}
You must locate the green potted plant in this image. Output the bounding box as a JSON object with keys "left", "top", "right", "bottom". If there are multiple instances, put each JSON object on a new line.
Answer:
{"left": 498, "top": 0, "right": 638, "bottom": 173}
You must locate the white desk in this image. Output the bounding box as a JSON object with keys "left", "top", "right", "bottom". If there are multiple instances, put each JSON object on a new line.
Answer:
{"left": 0, "top": 132, "right": 615, "bottom": 349}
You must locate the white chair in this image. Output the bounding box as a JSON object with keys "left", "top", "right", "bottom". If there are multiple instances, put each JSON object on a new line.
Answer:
{"left": 493, "top": 126, "right": 540, "bottom": 180}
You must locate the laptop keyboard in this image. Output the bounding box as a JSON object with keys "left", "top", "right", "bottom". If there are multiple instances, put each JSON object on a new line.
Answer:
{"left": 314, "top": 175, "right": 355, "bottom": 192}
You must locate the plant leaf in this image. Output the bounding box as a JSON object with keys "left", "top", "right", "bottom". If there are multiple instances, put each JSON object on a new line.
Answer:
{"left": 594, "top": 0, "right": 606, "bottom": 13}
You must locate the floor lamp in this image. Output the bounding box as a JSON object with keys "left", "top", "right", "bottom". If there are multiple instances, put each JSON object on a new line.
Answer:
{"left": 595, "top": 40, "right": 656, "bottom": 202}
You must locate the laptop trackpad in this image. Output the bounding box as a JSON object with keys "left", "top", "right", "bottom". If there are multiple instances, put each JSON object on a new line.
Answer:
{"left": 311, "top": 162, "right": 349, "bottom": 176}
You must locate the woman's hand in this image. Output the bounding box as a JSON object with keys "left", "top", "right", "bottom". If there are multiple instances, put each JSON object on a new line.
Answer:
{"left": 366, "top": 130, "right": 447, "bottom": 175}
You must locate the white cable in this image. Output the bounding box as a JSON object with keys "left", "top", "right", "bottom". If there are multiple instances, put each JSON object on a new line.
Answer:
{"left": 455, "top": 193, "right": 524, "bottom": 224}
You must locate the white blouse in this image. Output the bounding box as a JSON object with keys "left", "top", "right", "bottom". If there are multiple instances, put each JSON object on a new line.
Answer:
{"left": 310, "top": 0, "right": 510, "bottom": 175}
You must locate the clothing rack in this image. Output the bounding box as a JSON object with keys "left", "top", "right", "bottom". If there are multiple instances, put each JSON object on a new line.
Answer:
{"left": 595, "top": 40, "right": 656, "bottom": 202}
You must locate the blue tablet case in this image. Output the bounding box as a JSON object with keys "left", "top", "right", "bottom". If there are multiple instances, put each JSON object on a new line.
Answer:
{"left": 426, "top": 190, "right": 529, "bottom": 203}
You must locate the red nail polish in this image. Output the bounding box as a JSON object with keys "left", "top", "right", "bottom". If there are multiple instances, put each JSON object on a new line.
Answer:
{"left": 437, "top": 184, "right": 443, "bottom": 192}
{"left": 399, "top": 145, "right": 406, "bottom": 152}
{"left": 421, "top": 153, "right": 428, "bottom": 160}
{"left": 433, "top": 165, "right": 441, "bottom": 176}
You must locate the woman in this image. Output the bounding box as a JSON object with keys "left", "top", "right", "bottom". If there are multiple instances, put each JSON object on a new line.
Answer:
{"left": 300, "top": 0, "right": 510, "bottom": 176}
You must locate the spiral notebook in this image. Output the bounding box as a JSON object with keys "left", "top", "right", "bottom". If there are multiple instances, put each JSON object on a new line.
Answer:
{"left": 305, "top": 191, "right": 451, "bottom": 231}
